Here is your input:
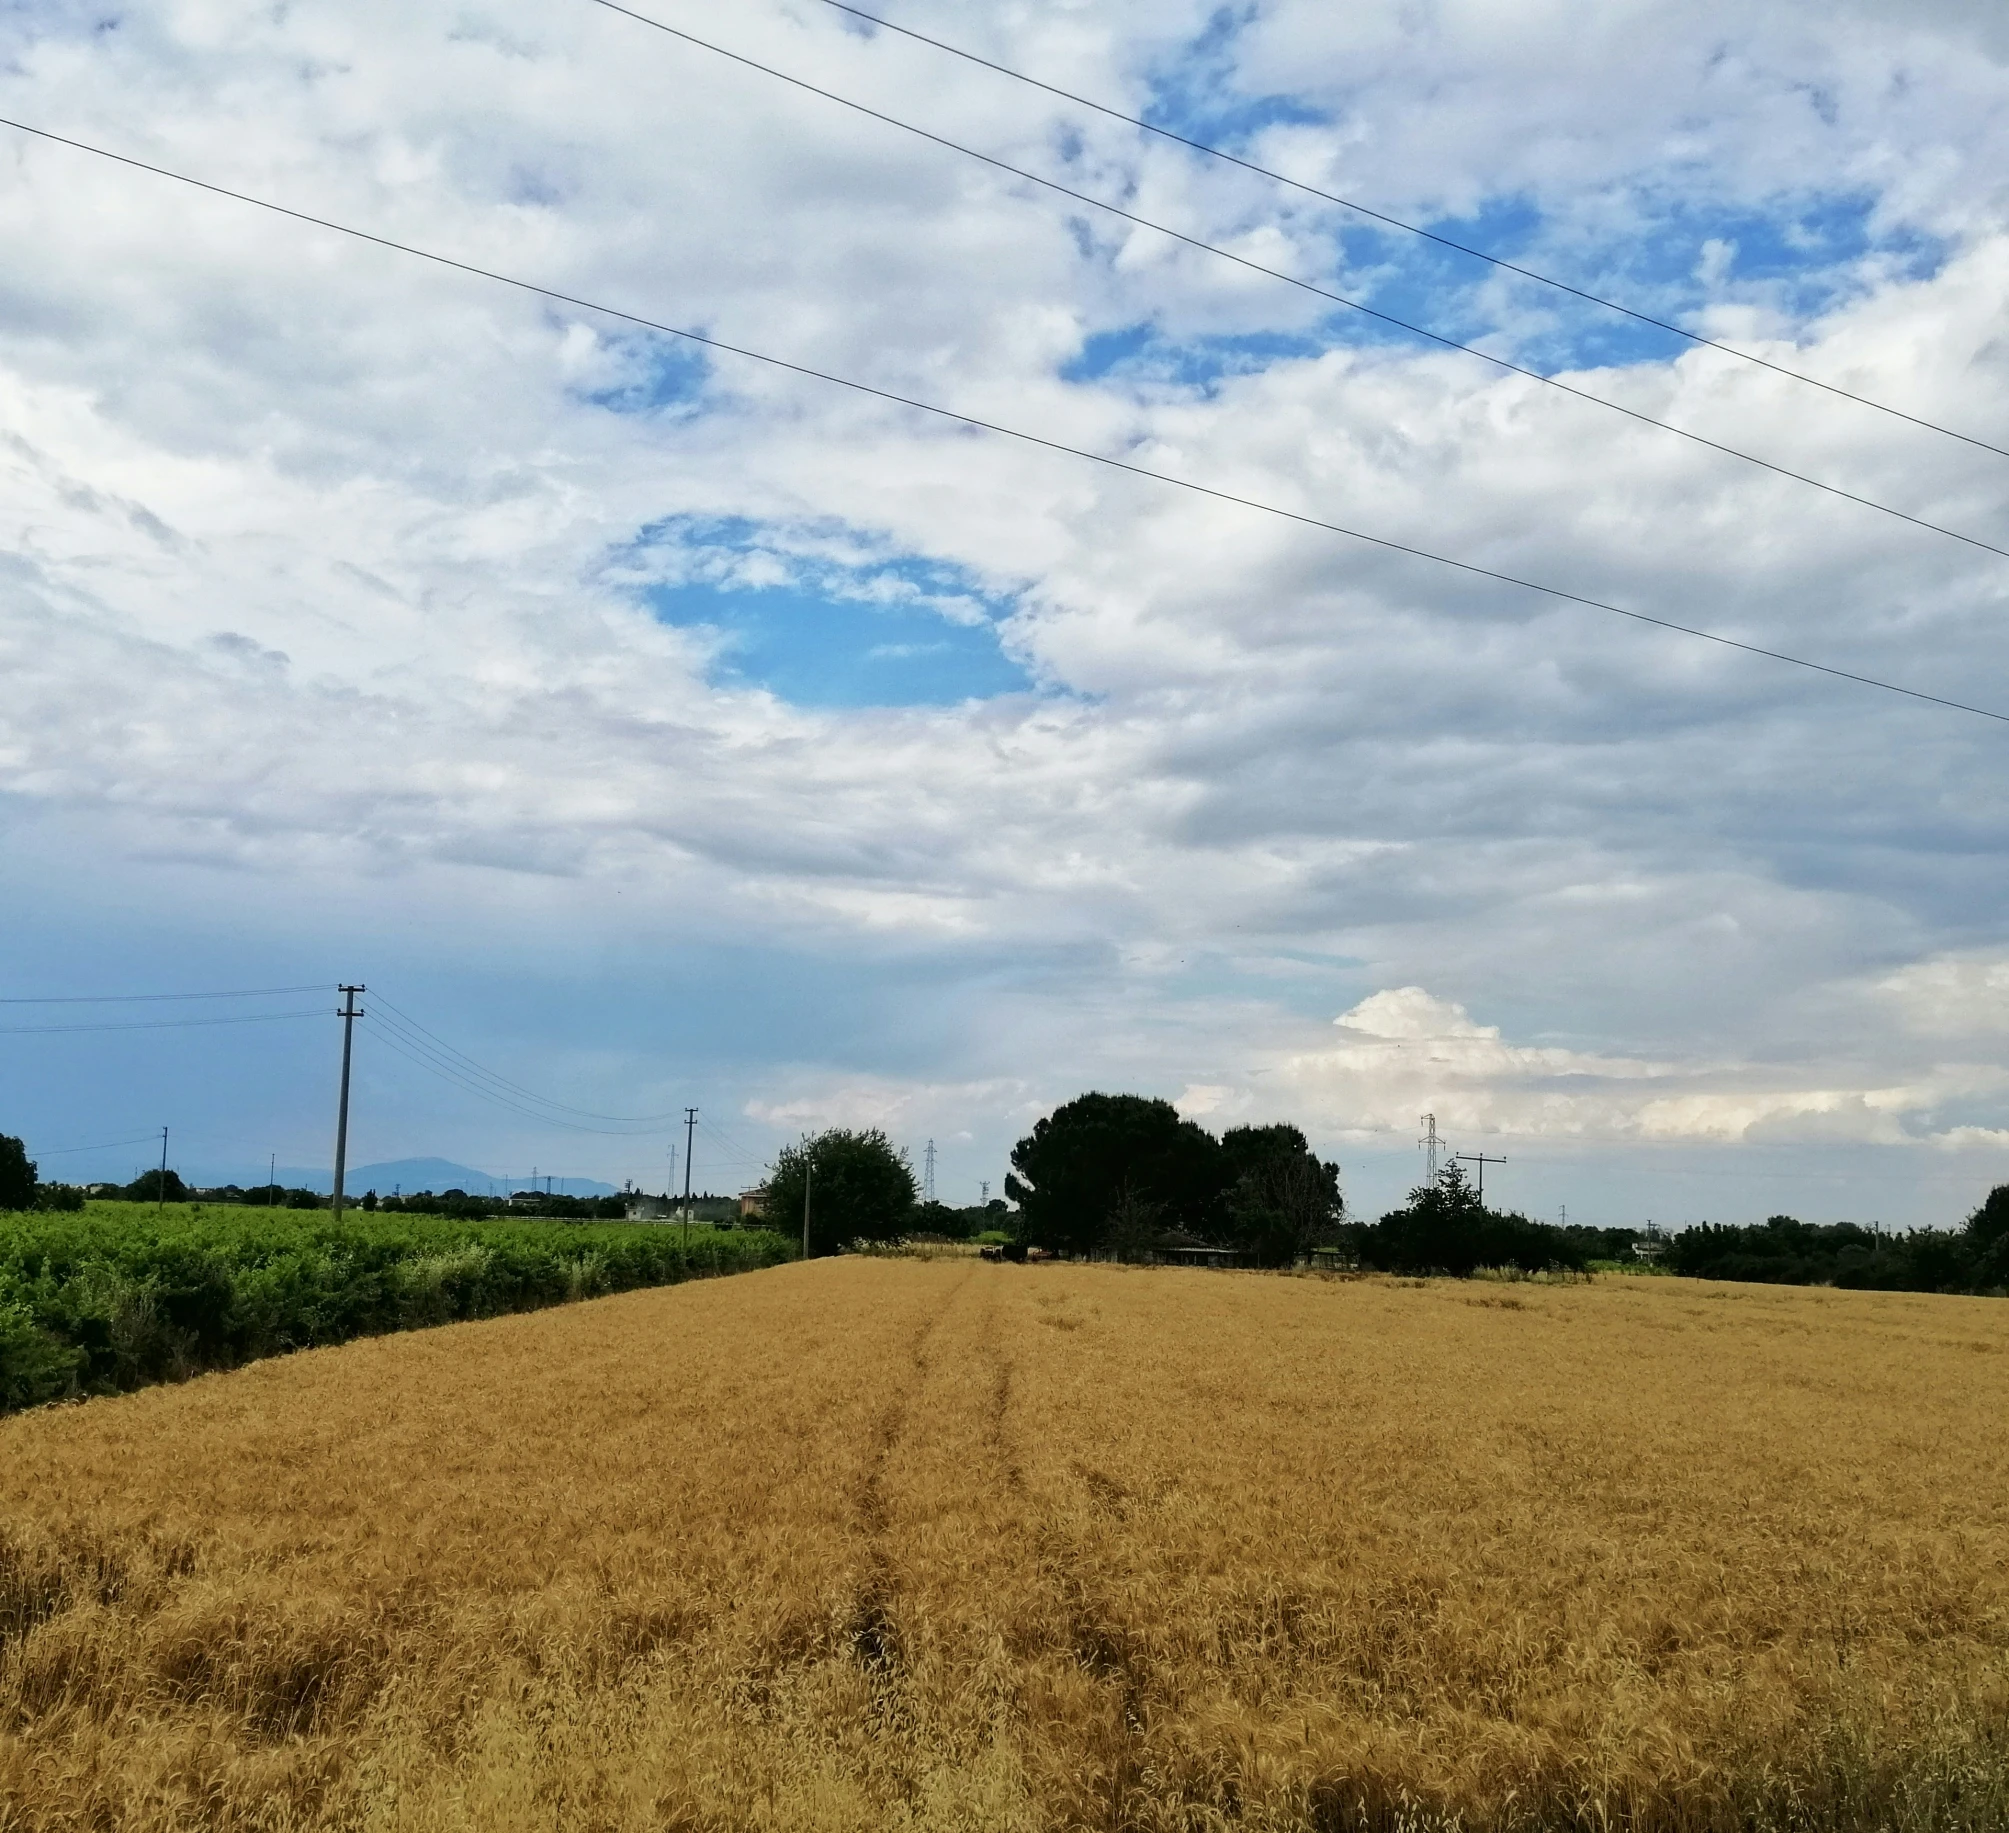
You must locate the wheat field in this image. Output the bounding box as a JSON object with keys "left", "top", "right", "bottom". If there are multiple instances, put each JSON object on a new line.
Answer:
{"left": 1, "top": 1259, "right": 2006, "bottom": 1831}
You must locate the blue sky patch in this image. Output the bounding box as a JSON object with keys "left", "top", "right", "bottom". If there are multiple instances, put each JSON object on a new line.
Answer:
{"left": 1138, "top": 5, "right": 1326, "bottom": 149}
{"left": 577, "top": 330, "right": 709, "bottom": 415}
{"left": 1061, "top": 183, "right": 1952, "bottom": 396}
{"left": 1064, "top": 322, "right": 1330, "bottom": 387}
{"left": 655, "top": 580, "right": 1031, "bottom": 707}
{"left": 634, "top": 524, "right": 1034, "bottom": 708}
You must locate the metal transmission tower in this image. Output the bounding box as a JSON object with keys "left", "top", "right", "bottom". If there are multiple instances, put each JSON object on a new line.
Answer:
{"left": 1418, "top": 1113, "right": 1442, "bottom": 1180}
{"left": 331, "top": 985, "right": 365, "bottom": 1221}
{"left": 923, "top": 1139, "right": 936, "bottom": 1205}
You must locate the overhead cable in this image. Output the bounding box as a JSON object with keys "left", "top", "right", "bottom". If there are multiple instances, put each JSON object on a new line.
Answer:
{"left": 3, "top": 116, "right": 2003, "bottom": 725}
{"left": 365, "top": 1014, "right": 655, "bottom": 1133}
{"left": 369, "top": 989, "right": 686, "bottom": 1124}
{"left": 29, "top": 1133, "right": 173, "bottom": 1156}
{"left": 584, "top": 0, "right": 2009, "bottom": 565}
{"left": 812, "top": 0, "right": 2009, "bottom": 463}
{"left": 363, "top": 1018, "right": 664, "bottom": 1135}
{"left": 0, "top": 983, "right": 327, "bottom": 1004}
{"left": 0, "top": 1009, "right": 327, "bottom": 1035}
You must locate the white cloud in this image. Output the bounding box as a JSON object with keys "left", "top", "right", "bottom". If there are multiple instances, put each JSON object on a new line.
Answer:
{"left": 3, "top": 0, "right": 2009, "bottom": 1220}
{"left": 1879, "top": 953, "right": 2009, "bottom": 1038}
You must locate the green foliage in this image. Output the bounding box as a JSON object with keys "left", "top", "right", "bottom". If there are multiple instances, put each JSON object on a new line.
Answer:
{"left": 0, "top": 1201, "right": 793, "bottom": 1414}
{"left": 908, "top": 1200, "right": 965, "bottom": 1239}
{"left": 907, "top": 1198, "right": 1008, "bottom": 1241}
{"left": 124, "top": 1167, "right": 189, "bottom": 1203}
{"left": 764, "top": 1128, "right": 917, "bottom": 1257}
{"left": 35, "top": 1183, "right": 86, "bottom": 1213}
{"left": 1668, "top": 1201, "right": 2008, "bottom": 1293}
{"left": 0, "top": 1135, "right": 36, "bottom": 1212}
{"left": 1360, "top": 1165, "right": 1590, "bottom": 1276}
{"left": 1007, "top": 1093, "right": 1226, "bottom": 1254}
{"left": 1218, "top": 1124, "right": 1344, "bottom": 1266}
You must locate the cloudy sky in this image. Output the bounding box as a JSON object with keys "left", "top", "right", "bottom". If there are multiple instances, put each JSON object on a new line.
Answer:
{"left": 4, "top": 0, "right": 2008, "bottom": 1224}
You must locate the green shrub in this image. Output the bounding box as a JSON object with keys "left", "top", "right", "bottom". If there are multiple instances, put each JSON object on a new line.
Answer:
{"left": 0, "top": 1202, "right": 793, "bottom": 1414}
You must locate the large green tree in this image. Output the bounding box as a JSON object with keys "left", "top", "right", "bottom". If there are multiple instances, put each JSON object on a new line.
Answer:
{"left": 0, "top": 1135, "right": 35, "bottom": 1212}
{"left": 1218, "top": 1123, "right": 1345, "bottom": 1266}
{"left": 124, "top": 1168, "right": 189, "bottom": 1204}
{"left": 1362, "top": 1164, "right": 1587, "bottom": 1276}
{"left": 1006, "top": 1093, "right": 1224, "bottom": 1254}
{"left": 766, "top": 1128, "right": 917, "bottom": 1257}
{"left": 1968, "top": 1184, "right": 2009, "bottom": 1285}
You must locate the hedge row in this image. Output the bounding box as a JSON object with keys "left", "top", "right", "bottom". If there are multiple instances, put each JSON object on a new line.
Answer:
{"left": 0, "top": 1202, "right": 793, "bottom": 1412}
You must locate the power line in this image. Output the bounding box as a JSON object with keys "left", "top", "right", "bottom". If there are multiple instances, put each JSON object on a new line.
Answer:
{"left": 586, "top": 0, "right": 2009, "bottom": 566}
{"left": 0, "top": 1009, "right": 327, "bottom": 1035}
{"left": 28, "top": 1133, "right": 169, "bottom": 1156}
{"left": 366, "top": 1019, "right": 660, "bottom": 1135}
{"left": 694, "top": 1115, "right": 767, "bottom": 1171}
{"left": 813, "top": 0, "right": 2009, "bottom": 465}
{"left": 362, "top": 1017, "right": 663, "bottom": 1135}
{"left": 4, "top": 116, "right": 2003, "bottom": 726}
{"left": 0, "top": 983, "right": 326, "bottom": 1004}
{"left": 368, "top": 990, "right": 685, "bottom": 1124}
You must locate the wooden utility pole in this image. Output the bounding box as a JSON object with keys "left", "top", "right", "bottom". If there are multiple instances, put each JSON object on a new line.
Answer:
{"left": 1453, "top": 1150, "right": 1505, "bottom": 1204}
{"left": 802, "top": 1159, "right": 813, "bottom": 1261}
{"left": 682, "top": 1107, "right": 697, "bottom": 1246}
{"left": 331, "top": 985, "right": 365, "bottom": 1222}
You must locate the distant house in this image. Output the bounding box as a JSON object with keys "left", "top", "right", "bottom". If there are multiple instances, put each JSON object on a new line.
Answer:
{"left": 625, "top": 1195, "right": 672, "bottom": 1222}
{"left": 738, "top": 1186, "right": 770, "bottom": 1220}
{"left": 1158, "top": 1239, "right": 1242, "bottom": 1269}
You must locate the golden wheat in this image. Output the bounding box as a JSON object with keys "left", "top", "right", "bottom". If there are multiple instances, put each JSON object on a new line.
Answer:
{"left": 2, "top": 1261, "right": 2006, "bottom": 1831}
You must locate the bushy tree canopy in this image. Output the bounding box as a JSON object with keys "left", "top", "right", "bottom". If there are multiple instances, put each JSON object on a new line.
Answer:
{"left": 1669, "top": 1194, "right": 2009, "bottom": 1293}
{"left": 0, "top": 1136, "right": 36, "bottom": 1212}
{"left": 124, "top": 1168, "right": 188, "bottom": 1204}
{"left": 1218, "top": 1124, "right": 1344, "bottom": 1266}
{"left": 1361, "top": 1165, "right": 1588, "bottom": 1276}
{"left": 767, "top": 1128, "right": 917, "bottom": 1258}
{"left": 1006, "top": 1093, "right": 1225, "bottom": 1254}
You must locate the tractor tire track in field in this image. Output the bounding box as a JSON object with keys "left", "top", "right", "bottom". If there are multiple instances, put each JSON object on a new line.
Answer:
{"left": 974, "top": 1281, "right": 1027, "bottom": 1500}
{"left": 847, "top": 1262, "right": 975, "bottom": 1681}
{"left": 1000, "top": 1274, "right": 1156, "bottom": 1826}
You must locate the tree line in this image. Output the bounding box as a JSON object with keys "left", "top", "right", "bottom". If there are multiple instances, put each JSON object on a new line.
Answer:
{"left": 11, "top": 1123, "right": 2007, "bottom": 1294}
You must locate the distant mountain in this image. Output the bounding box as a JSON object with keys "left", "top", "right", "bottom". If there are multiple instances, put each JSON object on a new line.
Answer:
{"left": 349, "top": 1158, "right": 618, "bottom": 1198}
{"left": 207, "top": 1158, "right": 617, "bottom": 1198}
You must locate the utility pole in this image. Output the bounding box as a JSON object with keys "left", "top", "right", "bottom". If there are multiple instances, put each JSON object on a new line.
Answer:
{"left": 1419, "top": 1113, "right": 1442, "bottom": 1180}
{"left": 157, "top": 1127, "right": 169, "bottom": 1213}
{"left": 980, "top": 1179, "right": 989, "bottom": 1206}
{"left": 268, "top": 1152, "right": 275, "bottom": 1206}
{"left": 802, "top": 1158, "right": 813, "bottom": 1261}
{"left": 682, "top": 1107, "right": 697, "bottom": 1244}
{"left": 331, "top": 984, "right": 365, "bottom": 1223}
{"left": 923, "top": 1138, "right": 936, "bottom": 1205}
{"left": 1454, "top": 1150, "right": 1506, "bottom": 1204}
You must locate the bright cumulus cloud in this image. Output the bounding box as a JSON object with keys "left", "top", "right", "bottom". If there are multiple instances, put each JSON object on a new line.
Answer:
{"left": 2, "top": 0, "right": 2009, "bottom": 1224}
